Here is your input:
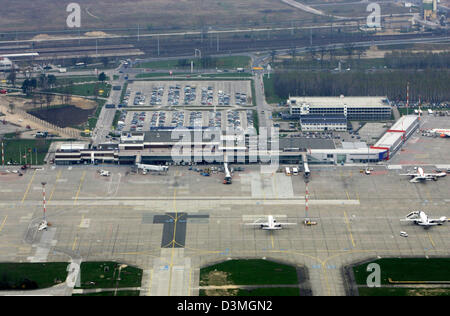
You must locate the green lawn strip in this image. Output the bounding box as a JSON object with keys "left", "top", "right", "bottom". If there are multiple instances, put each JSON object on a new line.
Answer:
{"left": 0, "top": 263, "right": 69, "bottom": 290}
{"left": 135, "top": 72, "right": 190, "bottom": 78}
{"left": 85, "top": 99, "right": 107, "bottom": 131}
{"left": 119, "top": 82, "right": 128, "bottom": 104}
{"left": 200, "top": 73, "right": 253, "bottom": 78}
{"left": 112, "top": 110, "right": 121, "bottom": 129}
{"left": 56, "top": 76, "right": 109, "bottom": 85}
{"left": 76, "top": 262, "right": 143, "bottom": 289}
{"left": 136, "top": 56, "right": 251, "bottom": 70}
{"left": 353, "top": 258, "right": 450, "bottom": 286}
{"left": 72, "top": 290, "right": 140, "bottom": 296}
{"left": 45, "top": 82, "right": 111, "bottom": 98}
{"left": 200, "top": 259, "right": 298, "bottom": 286}
{"left": 237, "top": 287, "right": 300, "bottom": 296}
{"left": 2, "top": 138, "right": 52, "bottom": 165}
{"left": 358, "top": 287, "right": 450, "bottom": 297}
{"left": 136, "top": 78, "right": 251, "bottom": 82}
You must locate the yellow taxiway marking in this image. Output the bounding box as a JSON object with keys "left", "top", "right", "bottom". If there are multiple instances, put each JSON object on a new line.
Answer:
{"left": 427, "top": 233, "right": 436, "bottom": 248}
{"left": 74, "top": 171, "right": 86, "bottom": 205}
{"left": 21, "top": 169, "right": 37, "bottom": 204}
{"left": 72, "top": 236, "right": 79, "bottom": 251}
{"left": 0, "top": 216, "right": 8, "bottom": 233}
{"left": 147, "top": 269, "right": 154, "bottom": 296}
{"left": 344, "top": 211, "right": 356, "bottom": 248}
{"left": 167, "top": 172, "right": 179, "bottom": 296}
{"left": 78, "top": 214, "right": 85, "bottom": 228}
{"left": 346, "top": 191, "right": 350, "bottom": 200}
{"left": 49, "top": 169, "right": 62, "bottom": 203}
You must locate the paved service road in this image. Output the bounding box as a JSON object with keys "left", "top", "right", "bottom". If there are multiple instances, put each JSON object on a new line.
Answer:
{"left": 92, "top": 67, "right": 125, "bottom": 146}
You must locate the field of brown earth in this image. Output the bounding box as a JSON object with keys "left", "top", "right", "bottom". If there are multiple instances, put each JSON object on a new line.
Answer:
{"left": 0, "top": 0, "right": 318, "bottom": 33}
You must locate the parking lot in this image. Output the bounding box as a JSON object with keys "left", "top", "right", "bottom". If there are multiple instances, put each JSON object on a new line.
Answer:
{"left": 122, "top": 80, "right": 252, "bottom": 108}
{"left": 117, "top": 109, "right": 256, "bottom": 133}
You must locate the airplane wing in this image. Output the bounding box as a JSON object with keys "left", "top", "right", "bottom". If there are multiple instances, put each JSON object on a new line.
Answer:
{"left": 277, "top": 222, "right": 297, "bottom": 226}
{"left": 409, "top": 176, "right": 423, "bottom": 183}
{"left": 417, "top": 222, "right": 439, "bottom": 226}
{"left": 244, "top": 222, "right": 268, "bottom": 226}
{"left": 399, "top": 173, "right": 417, "bottom": 177}
{"left": 429, "top": 217, "right": 447, "bottom": 224}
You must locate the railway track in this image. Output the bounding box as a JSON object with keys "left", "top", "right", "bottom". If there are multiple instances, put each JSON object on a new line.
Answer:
{"left": 0, "top": 30, "right": 447, "bottom": 61}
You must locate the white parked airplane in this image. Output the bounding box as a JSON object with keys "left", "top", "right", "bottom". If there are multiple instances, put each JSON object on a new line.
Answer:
{"left": 401, "top": 211, "right": 447, "bottom": 228}
{"left": 245, "top": 215, "right": 297, "bottom": 230}
{"left": 428, "top": 129, "right": 450, "bottom": 138}
{"left": 400, "top": 167, "right": 447, "bottom": 183}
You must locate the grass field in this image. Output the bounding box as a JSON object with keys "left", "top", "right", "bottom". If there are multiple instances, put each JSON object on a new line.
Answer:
{"left": 0, "top": 0, "right": 322, "bottom": 33}
{"left": 0, "top": 263, "right": 68, "bottom": 290}
{"left": 200, "top": 73, "right": 253, "bottom": 78}
{"left": 46, "top": 83, "right": 111, "bottom": 98}
{"left": 199, "top": 287, "right": 300, "bottom": 296}
{"left": 353, "top": 258, "right": 450, "bottom": 286}
{"left": 200, "top": 259, "right": 298, "bottom": 286}
{"left": 1, "top": 138, "right": 53, "bottom": 165}
{"left": 135, "top": 72, "right": 190, "bottom": 79}
{"left": 237, "top": 287, "right": 300, "bottom": 296}
{"left": 76, "top": 262, "right": 143, "bottom": 289}
{"left": 55, "top": 76, "right": 109, "bottom": 86}
{"left": 199, "top": 259, "right": 299, "bottom": 296}
{"left": 136, "top": 56, "right": 251, "bottom": 70}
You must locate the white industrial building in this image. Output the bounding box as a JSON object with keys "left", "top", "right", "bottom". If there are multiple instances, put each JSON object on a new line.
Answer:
{"left": 309, "top": 115, "right": 420, "bottom": 163}
{"left": 372, "top": 115, "right": 420, "bottom": 159}
{"left": 288, "top": 96, "right": 392, "bottom": 121}
{"left": 52, "top": 116, "right": 419, "bottom": 166}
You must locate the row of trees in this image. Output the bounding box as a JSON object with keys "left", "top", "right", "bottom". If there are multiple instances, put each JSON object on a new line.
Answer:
{"left": 271, "top": 70, "right": 450, "bottom": 103}
{"left": 21, "top": 74, "right": 57, "bottom": 95}
{"left": 384, "top": 51, "right": 450, "bottom": 70}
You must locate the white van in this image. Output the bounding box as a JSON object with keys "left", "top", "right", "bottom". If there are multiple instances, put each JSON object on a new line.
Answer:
{"left": 292, "top": 167, "right": 299, "bottom": 176}
{"left": 285, "top": 167, "right": 291, "bottom": 176}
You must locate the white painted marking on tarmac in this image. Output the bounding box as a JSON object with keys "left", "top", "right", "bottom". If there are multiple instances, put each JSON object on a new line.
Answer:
{"left": 387, "top": 165, "right": 403, "bottom": 170}
{"left": 79, "top": 218, "right": 91, "bottom": 228}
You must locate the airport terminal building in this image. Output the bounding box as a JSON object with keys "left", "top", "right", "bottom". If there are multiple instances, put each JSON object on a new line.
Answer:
{"left": 52, "top": 116, "right": 419, "bottom": 166}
